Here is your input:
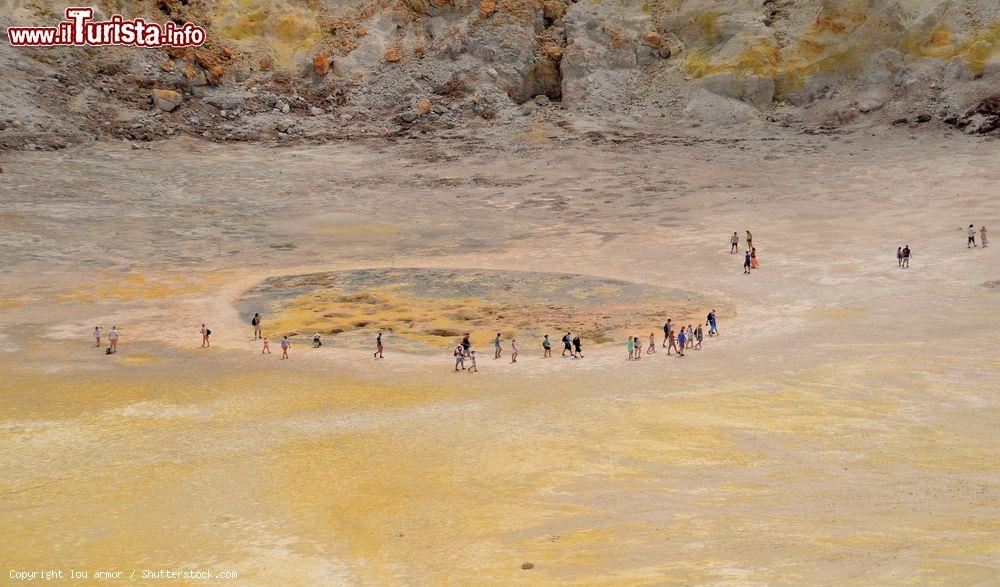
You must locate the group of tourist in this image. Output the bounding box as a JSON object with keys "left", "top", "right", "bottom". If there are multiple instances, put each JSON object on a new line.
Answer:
{"left": 90, "top": 227, "right": 991, "bottom": 359}
{"left": 625, "top": 311, "right": 719, "bottom": 360}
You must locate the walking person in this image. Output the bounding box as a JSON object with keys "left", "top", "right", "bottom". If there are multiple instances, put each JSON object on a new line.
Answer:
{"left": 200, "top": 323, "right": 210, "bottom": 347}
{"left": 746, "top": 230, "right": 753, "bottom": 251}
{"left": 562, "top": 331, "right": 573, "bottom": 357}
{"left": 280, "top": 336, "right": 290, "bottom": 359}
{"left": 902, "top": 245, "right": 911, "bottom": 268}
{"left": 494, "top": 332, "right": 502, "bottom": 359}
{"left": 634, "top": 336, "right": 643, "bottom": 360}
{"left": 627, "top": 335, "right": 635, "bottom": 360}
{"left": 750, "top": 247, "right": 760, "bottom": 270}
{"left": 251, "top": 313, "right": 262, "bottom": 340}
{"left": 707, "top": 310, "right": 718, "bottom": 336}
{"left": 572, "top": 334, "right": 583, "bottom": 358}
{"left": 695, "top": 324, "right": 703, "bottom": 349}
{"left": 374, "top": 331, "right": 383, "bottom": 358}
{"left": 262, "top": 337, "right": 270, "bottom": 354}
{"left": 647, "top": 332, "right": 656, "bottom": 354}
{"left": 980, "top": 226, "right": 989, "bottom": 248}
{"left": 542, "top": 334, "right": 552, "bottom": 358}
{"left": 662, "top": 319, "right": 673, "bottom": 347}
{"left": 454, "top": 343, "right": 466, "bottom": 371}
{"left": 510, "top": 337, "right": 518, "bottom": 363}
{"left": 897, "top": 246, "right": 903, "bottom": 267}
{"left": 108, "top": 326, "right": 119, "bottom": 353}
{"left": 461, "top": 333, "right": 471, "bottom": 356}
{"left": 730, "top": 232, "right": 739, "bottom": 253}
{"left": 312, "top": 333, "right": 322, "bottom": 348}
{"left": 687, "top": 324, "right": 695, "bottom": 348}
{"left": 743, "top": 250, "right": 752, "bottom": 274}
{"left": 467, "top": 349, "right": 478, "bottom": 373}
{"left": 968, "top": 224, "right": 977, "bottom": 248}
{"left": 666, "top": 327, "right": 679, "bottom": 355}
{"left": 676, "top": 327, "right": 686, "bottom": 357}
{"left": 93, "top": 326, "right": 102, "bottom": 347}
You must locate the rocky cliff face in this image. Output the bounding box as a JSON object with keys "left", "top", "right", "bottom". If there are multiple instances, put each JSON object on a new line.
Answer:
{"left": 1, "top": 0, "right": 998, "bottom": 149}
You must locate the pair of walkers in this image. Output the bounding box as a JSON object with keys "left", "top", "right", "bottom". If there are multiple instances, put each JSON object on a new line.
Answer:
{"left": 455, "top": 344, "right": 479, "bottom": 371}
{"left": 561, "top": 331, "right": 584, "bottom": 358}
{"left": 93, "top": 325, "right": 119, "bottom": 353}
{"left": 259, "top": 335, "right": 289, "bottom": 358}
{"left": 968, "top": 225, "right": 989, "bottom": 248}
{"left": 896, "top": 245, "right": 911, "bottom": 268}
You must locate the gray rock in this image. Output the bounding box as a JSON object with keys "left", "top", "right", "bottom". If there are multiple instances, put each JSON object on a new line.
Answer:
{"left": 858, "top": 100, "right": 882, "bottom": 113}
{"left": 401, "top": 111, "right": 417, "bottom": 123}
{"left": 280, "top": 103, "right": 290, "bottom": 114}
{"left": 310, "top": 106, "right": 323, "bottom": 116}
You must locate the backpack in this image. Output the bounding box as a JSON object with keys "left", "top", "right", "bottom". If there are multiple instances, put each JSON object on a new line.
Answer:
{"left": 105, "top": 347, "right": 112, "bottom": 355}
{"left": 251, "top": 317, "right": 258, "bottom": 326}
{"left": 206, "top": 329, "right": 211, "bottom": 336}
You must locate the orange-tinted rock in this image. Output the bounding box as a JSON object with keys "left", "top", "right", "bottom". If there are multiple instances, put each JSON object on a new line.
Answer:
{"left": 480, "top": 0, "right": 497, "bottom": 17}
{"left": 416, "top": 98, "right": 431, "bottom": 115}
{"left": 151, "top": 88, "right": 183, "bottom": 112}
{"left": 386, "top": 46, "right": 401, "bottom": 62}
{"left": 313, "top": 52, "right": 330, "bottom": 75}
{"left": 259, "top": 57, "right": 273, "bottom": 70}
{"left": 206, "top": 65, "right": 224, "bottom": 85}
{"left": 641, "top": 31, "right": 662, "bottom": 47}
{"left": 542, "top": 44, "right": 563, "bottom": 61}
{"left": 160, "top": 60, "right": 174, "bottom": 73}
{"left": 355, "top": 28, "right": 367, "bottom": 37}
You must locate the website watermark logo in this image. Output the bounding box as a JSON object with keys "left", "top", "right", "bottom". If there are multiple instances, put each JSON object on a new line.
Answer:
{"left": 6, "top": 7, "right": 205, "bottom": 47}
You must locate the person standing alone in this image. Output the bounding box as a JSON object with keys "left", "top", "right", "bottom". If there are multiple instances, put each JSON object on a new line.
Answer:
{"left": 108, "top": 326, "right": 119, "bottom": 353}
{"left": 730, "top": 232, "right": 739, "bottom": 253}
{"left": 251, "top": 313, "right": 262, "bottom": 340}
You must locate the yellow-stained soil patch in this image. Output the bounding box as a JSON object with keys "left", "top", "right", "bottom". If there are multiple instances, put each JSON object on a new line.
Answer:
{"left": 238, "top": 268, "right": 711, "bottom": 350}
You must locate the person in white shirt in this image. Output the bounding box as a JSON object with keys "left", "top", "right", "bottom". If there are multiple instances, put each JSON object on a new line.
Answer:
{"left": 108, "top": 327, "right": 119, "bottom": 353}
{"left": 93, "top": 326, "right": 102, "bottom": 347}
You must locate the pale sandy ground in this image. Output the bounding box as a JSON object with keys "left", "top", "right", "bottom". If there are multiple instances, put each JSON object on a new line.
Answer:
{"left": 1, "top": 122, "right": 999, "bottom": 584}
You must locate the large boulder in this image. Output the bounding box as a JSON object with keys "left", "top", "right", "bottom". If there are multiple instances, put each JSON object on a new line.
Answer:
{"left": 151, "top": 89, "right": 183, "bottom": 112}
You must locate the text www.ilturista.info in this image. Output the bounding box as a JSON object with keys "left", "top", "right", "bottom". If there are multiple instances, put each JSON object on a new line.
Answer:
{"left": 7, "top": 7, "right": 205, "bottom": 47}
